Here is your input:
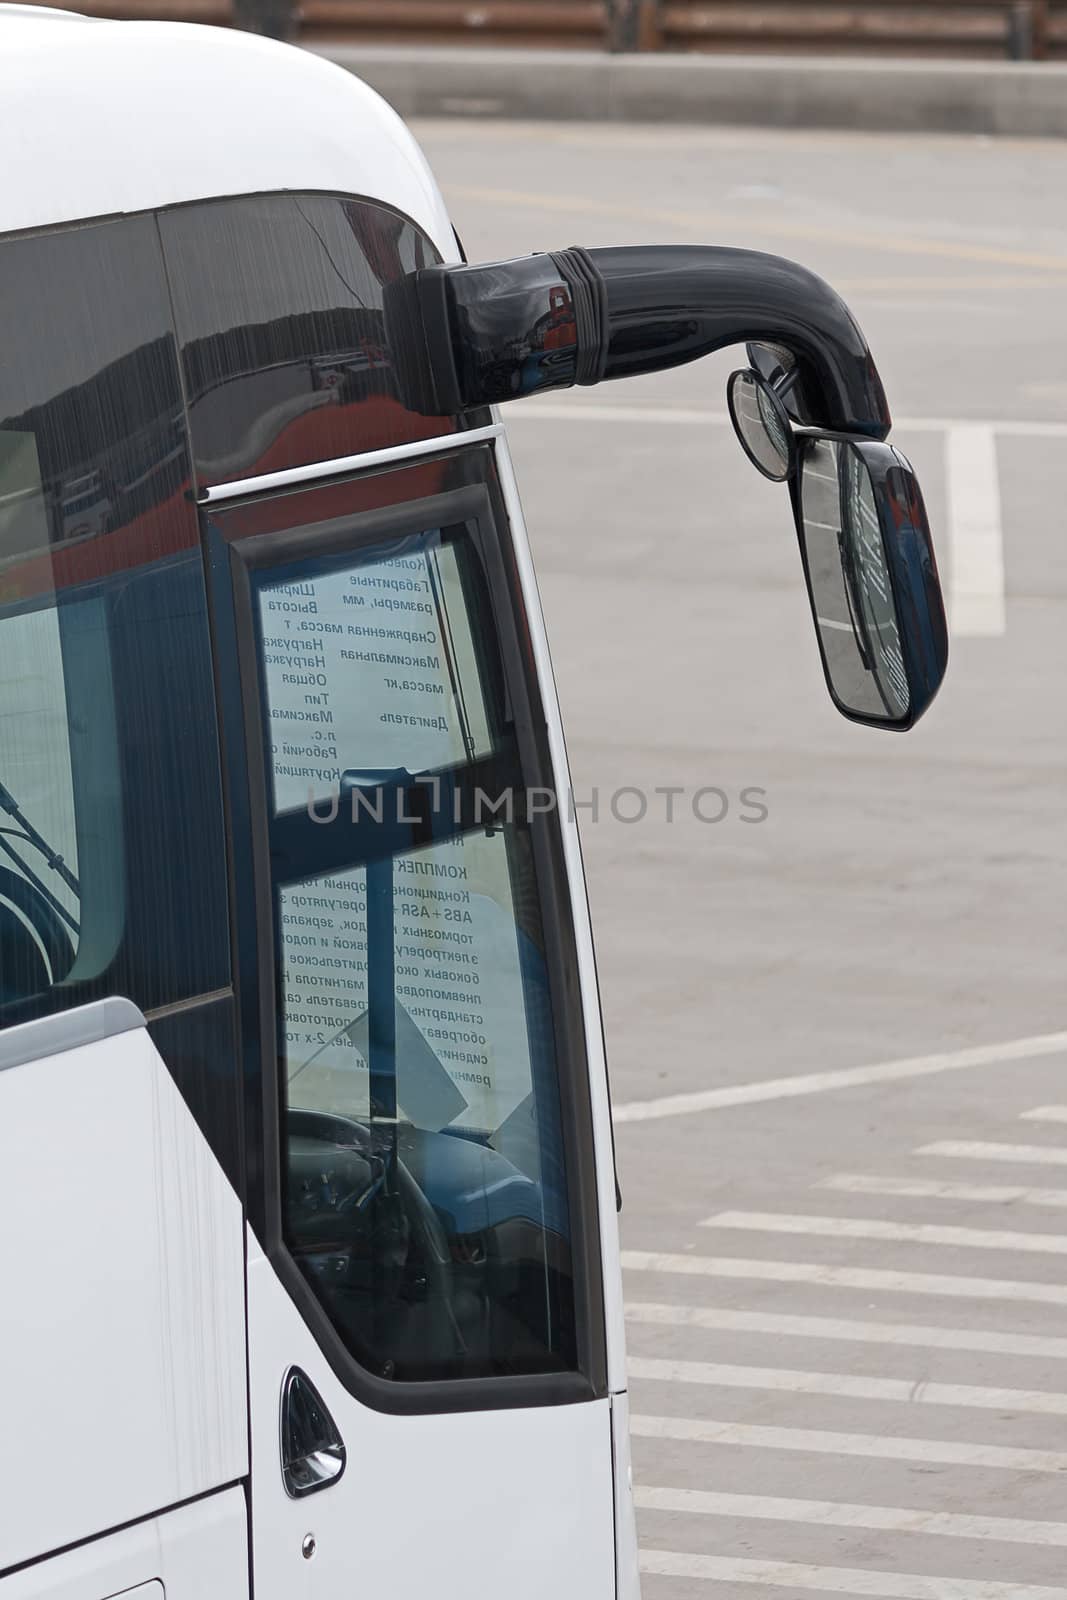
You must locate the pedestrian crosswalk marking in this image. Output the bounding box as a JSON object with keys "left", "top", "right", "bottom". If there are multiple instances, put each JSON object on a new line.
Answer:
{"left": 622, "top": 1248, "right": 1067, "bottom": 1305}
{"left": 629, "top": 1355, "right": 1067, "bottom": 1415}
{"left": 920, "top": 1141, "right": 1067, "bottom": 1167}
{"left": 639, "top": 1548, "right": 1067, "bottom": 1598}
{"left": 630, "top": 1412, "right": 1067, "bottom": 1472}
{"left": 820, "top": 1173, "right": 1067, "bottom": 1209}
{"left": 625, "top": 1300, "right": 1067, "bottom": 1359}
{"left": 619, "top": 1072, "right": 1067, "bottom": 1597}
{"left": 701, "top": 1209, "right": 1067, "bottom": 1256}
{"left": 636, "top": 1485, "right": 1067, "bottom": 1545}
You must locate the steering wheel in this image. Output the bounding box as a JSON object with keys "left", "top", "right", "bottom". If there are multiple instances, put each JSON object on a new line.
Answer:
{"left": 286, "top": 1106, "right": 463, "bottom": 1374}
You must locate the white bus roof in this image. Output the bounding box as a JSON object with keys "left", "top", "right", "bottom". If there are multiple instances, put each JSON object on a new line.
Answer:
{"left": 0, "top": 7, "right": 457, "bottom": 256}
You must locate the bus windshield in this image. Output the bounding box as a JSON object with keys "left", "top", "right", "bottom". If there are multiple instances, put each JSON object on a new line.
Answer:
{"left": 235, "top": 470, "right": 586, "bottom": 1386}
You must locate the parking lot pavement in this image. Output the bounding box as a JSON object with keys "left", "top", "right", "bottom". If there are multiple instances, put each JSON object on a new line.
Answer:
{"left": 618, "top": 1047, "right": 1067, "bottom": 1597}
{"left": 415, "top": 118, "right": 1067, "bottom": 1595}
{"left": 497, "top": 398, "right": 1066, "bottom": 1094}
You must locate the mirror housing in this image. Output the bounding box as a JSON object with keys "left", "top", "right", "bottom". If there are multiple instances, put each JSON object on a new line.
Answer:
{"left": 385, "top": 244, "right": 891, "bottom": 437}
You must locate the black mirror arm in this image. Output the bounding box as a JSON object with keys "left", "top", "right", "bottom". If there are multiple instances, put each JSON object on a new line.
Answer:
{"left": 385, "top": 244, "right": 891, "bottom": 439}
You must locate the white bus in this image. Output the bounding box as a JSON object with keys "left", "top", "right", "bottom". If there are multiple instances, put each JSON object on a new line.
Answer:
{"left": 0, "top": 10, "right": 949, "bottom": 1599}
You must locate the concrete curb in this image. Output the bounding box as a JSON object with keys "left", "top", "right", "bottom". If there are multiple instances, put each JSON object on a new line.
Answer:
{"left": 311, "top": 44, "right": 1067, "bottom": 139}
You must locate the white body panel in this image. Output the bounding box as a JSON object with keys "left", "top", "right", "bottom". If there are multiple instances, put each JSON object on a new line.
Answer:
{"left": 0, "top": 1003, "right": 247, "bottom": 1574}
{"left": 0, "top": 13, "right": 456, "bottom": 258}
{"left": 0, "top": 1489, "right": 248, "bottom": 1600}
{"left": 610, "top": 1391, "right": 641, "bottom": 1600}
{"left": 246, "top": 1229, "right": 616, "bottom": 1600}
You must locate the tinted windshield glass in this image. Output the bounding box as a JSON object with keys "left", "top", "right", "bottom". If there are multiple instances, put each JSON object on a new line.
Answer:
{"left": 0, "top": 216, "right": 228, "bottom": 1022}
{"left": 249, "top": 504, "right": 578, "bottom": 1384}
{"left": 160, "top": 194, "right": 487, "bottom": 492}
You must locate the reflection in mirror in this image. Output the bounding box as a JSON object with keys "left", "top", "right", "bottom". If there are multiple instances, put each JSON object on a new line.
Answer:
{"left": 727, "top": 369, "right": 793, "bottom": 482}
{"left": 799, "top": 438, "right": 910, "bottom": 724}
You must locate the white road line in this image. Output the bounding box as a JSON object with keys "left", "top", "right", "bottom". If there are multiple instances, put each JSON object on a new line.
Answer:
{"left": 628, "top": 1356, "right": 1067, "bottom": 1416}
{"left": 635, "top": 1485, "right": 1067, "bottom": 1546}
{"left": 621, "top": 1248, "right": 1067, "bottom": 1305}
{"left": 625, "top": 1300, "right": 1067, "bottom": 1360}
{"left": 507, "top": 399, "right": 1067, "bottom": 440}
{"left": 629, "top": 1412, "right": 1067, "bottom": 1473}
{"left": 920, "top": 1141, "right": 1067, "bottom": 1167}
{"left": 1023, "top": 1107, "right": 1067, "bottom": 1125}
{"left": 701, "top": 1210, "right": 1067, "bottom": 1256}
{"left": 610, "top": 1031, "right": 1067, "bottom": 1124}
{"left": 945, "top": 424, "right": 1006, "bottom": 637}
{"left": 820, "top": 1174, "right": 1067, "bottom": 1209}
{"left": 639, "top": 1548, "right": 1067, "bottom": 1599}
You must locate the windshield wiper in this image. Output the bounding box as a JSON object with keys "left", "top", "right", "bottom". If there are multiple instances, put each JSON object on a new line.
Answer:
{"left": 0, "top": 780, "right": 80, "bottom": 900}
{"left": 0, "top": 779, "right": 81, "bottom": 936}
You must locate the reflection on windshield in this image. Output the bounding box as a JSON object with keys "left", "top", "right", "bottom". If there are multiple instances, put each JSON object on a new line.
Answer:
{"left": 282, "top": 827, "right": 544, "bottom": 1142}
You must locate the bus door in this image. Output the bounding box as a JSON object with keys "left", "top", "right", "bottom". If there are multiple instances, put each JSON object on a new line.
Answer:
{"left": 205, "top": 442, "right": 615, "bottom": 1600}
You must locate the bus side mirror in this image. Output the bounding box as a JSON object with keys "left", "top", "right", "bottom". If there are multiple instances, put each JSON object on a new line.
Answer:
{"left": 387, "top": 244, "right": 948, "bottom": 729}
{"left": 729, "top": 368, "right": 948, "bottom": 729}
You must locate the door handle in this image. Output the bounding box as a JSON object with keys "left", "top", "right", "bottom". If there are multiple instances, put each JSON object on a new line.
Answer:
{"left": 280, "top": 1367, "right": 347, "bottom": 1498}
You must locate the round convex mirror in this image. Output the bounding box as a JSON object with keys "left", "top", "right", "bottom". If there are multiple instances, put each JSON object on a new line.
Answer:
{"left": 727, "top": 369, "right": 795, "bottom": 482}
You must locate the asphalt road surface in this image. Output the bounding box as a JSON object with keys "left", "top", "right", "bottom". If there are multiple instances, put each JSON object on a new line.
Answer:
{"left": 417, "top": 120, "right": 1067, "bottom": 1599}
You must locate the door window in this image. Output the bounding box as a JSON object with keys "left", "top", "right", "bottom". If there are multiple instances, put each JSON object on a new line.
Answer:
{"left": 249, "top": 503, "right": 579, "bottom": 1385}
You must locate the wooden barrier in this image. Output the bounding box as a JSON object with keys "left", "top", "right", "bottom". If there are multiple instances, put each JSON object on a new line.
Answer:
{"left": 15, "top": 0, "right": 1067, "bottom": 56}
{"left": 655, "top": 0, "right": 1052, "bottom": 57}
{"left": 298, "top": 0, "right": 607, "bottom": 49}
{"left": 296, "top": 0, "right": 1067, "bottom": 57}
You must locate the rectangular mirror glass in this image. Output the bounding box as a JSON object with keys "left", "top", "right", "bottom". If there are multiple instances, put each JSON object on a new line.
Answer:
{"left": 798, "top": 436, "right": 911, "bottom": 724}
